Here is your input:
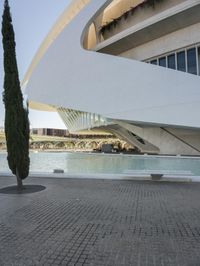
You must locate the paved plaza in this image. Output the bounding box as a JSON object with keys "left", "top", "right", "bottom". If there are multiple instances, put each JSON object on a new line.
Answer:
{"left": 0, "top": 176, "right": 200, "bottom": 265}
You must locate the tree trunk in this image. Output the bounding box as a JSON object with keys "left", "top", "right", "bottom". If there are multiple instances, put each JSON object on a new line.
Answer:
{"left": 16, "top": 168, "right": 23, "bottom": 190}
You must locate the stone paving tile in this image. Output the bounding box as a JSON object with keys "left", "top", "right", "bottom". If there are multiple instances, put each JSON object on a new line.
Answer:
{"left": 0, "top": 177, "right": 200, "bottom": 265}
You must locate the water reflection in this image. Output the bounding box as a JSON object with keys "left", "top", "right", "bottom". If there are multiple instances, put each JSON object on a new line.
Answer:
{"left": 0, "top": 151, "right": 200, "bottom": 175}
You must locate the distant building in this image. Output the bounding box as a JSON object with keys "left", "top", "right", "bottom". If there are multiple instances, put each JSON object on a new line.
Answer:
{"left": 31, "top": 128, "right": 69, "bottom": 137}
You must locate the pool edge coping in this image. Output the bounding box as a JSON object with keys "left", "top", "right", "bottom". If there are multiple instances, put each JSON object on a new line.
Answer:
{"left": 0, "top": 171, "right": 199, "bottom": 182}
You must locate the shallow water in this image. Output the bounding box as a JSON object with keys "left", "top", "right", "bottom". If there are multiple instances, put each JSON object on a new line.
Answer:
{"left": 1, "top": 151, "right": 200, "bottom": 176}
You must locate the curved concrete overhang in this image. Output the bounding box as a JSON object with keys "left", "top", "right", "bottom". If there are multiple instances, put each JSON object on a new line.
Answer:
{"left": 22, "top": 0, "right": 90, "bottom": 111}
{"left": 96, "top": 0, "right": 200, "bottom": 54}
{"left": 22, "top": 0, "right": 122, "bottom": 96}
{"left": 24, "top": 0, "right": 200, "bottom": 129}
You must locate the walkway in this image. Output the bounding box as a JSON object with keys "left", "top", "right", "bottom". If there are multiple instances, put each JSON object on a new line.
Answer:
{"left": 0, "top": 176, "right": 200, "bottom": 265}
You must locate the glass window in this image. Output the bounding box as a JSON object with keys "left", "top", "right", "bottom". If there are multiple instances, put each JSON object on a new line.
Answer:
{"left": 150, "top": 59, "right": 157, "bottom": 65}
{"left": 159, "top": 57, "right": 166, "bottom": 67}
{"left": 167, "top": 54, "right": 176, "bottom": 69}
{"left": 187, "top": 48, "right": 197, "bottom": 75}
{"left": 198, "top": 47, "right": 200, "bottom": 75}
{"left": 177, "top": 51, "right": 186, "bottom": 72}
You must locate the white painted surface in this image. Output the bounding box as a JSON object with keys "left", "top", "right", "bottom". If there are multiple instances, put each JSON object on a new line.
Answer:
{"left": 115, "top": 121, "right": 200, "bottom": 155}
{"left": 120, "top": 22, "right": 200, "bottom": 61}
{"left": 24, "top": 0, "right": 200, "bottom": 129}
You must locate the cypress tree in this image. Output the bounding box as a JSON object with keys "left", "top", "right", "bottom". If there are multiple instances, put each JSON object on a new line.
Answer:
{"left": 2, "top": 0, "right": 30, "bottom": 189}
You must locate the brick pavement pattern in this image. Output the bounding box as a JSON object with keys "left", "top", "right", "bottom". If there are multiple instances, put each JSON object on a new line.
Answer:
{"left": 0, "top": 176, "right": 200, "bottom": 266}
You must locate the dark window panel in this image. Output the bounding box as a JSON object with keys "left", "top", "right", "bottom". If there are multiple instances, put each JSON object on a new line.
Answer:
{"left": 187, "top": 48, "right": 197, "bottom": 75}
{"left": 167, "top": 54, "right": 176, "bottom": 69}
{"left": 159, "top": 57, "right": 166, "bottom": 67}
{"left": 150, "top": 59, "right": 157, "bottom": 65}
{"left": 177, "top": 51, "right": 186, "bottom": 72}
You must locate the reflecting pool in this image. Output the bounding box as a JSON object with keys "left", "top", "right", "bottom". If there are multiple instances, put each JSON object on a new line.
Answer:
{"left": 1, "top": 151, "right": 200, "bottom": 176}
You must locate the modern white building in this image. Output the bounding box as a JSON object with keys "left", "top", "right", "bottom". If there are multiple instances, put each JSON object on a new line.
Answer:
{"left": 23, "top": 0, "right": 200, "bottom": 155}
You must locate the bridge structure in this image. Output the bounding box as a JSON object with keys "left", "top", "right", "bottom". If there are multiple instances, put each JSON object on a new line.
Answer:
{"left": 29, "top": 137, "right": 129, "bottom": 151}
{"left": 0, "top": 132, "right": 131, "bottom": 152}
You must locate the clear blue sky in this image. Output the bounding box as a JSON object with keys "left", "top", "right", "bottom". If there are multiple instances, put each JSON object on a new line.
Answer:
{"left": 0, "top": 0, "right": 71, "bottom": 129}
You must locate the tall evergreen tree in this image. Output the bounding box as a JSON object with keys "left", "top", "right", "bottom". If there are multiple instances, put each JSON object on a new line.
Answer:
{"left": 2, "top": 0, "right": 30, "bottom": 189}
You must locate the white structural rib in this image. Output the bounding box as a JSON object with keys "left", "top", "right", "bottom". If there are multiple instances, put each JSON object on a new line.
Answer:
{"left": 24, "top": 0, "right": 200, "bottom": 130}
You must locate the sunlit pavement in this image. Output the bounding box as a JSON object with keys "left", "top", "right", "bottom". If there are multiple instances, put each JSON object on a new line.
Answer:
{"left": 0, "top": 176, "right": 200, "bottom": 266}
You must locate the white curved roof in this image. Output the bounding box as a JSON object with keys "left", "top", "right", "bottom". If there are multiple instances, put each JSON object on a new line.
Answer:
{"left": 24, "top": 0, "right": 200, "bottom": 128}
{"left": 22, "top": 0, "right": 90, "bottom": 111}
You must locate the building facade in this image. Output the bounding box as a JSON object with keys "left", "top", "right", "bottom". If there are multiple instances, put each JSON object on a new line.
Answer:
{"left": 23, "top": 0, "right": 200, "bottom": 155}
{"left": 31, "top": 128, "right": 69, "bottom": 137}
